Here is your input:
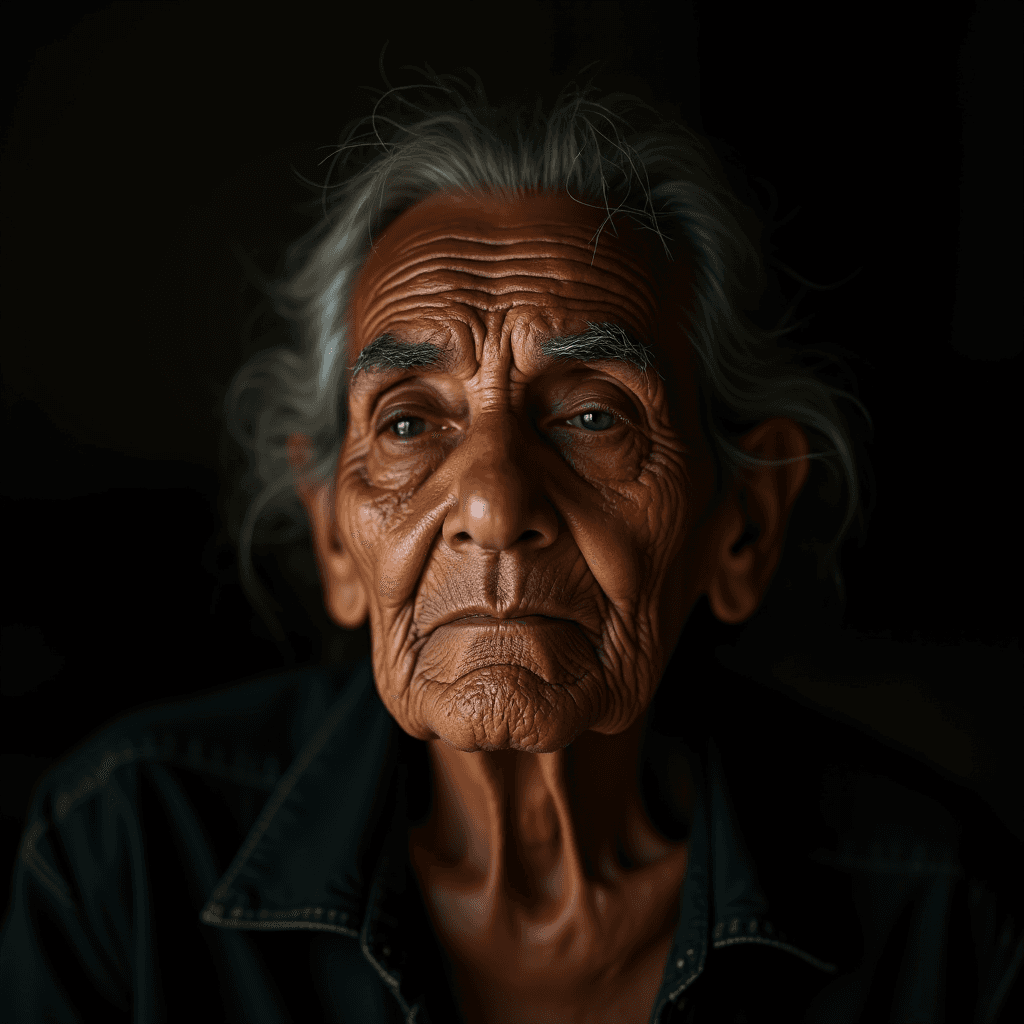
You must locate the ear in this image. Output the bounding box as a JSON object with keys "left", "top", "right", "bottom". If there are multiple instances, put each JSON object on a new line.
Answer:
{"left": 706, "top": 418, "right": 810, "bottom": 625}
{"left": 287, "top": 434, "right": 369, "bottom": 630}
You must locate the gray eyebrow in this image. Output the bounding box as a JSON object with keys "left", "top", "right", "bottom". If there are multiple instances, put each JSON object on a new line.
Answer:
{"left": 350, "top": 334, "right": 442, "bottom": 379}
{"left": 350, "top": 323, "right": 658, "bottom": 381}
{"left": 541, "top": 322, "right": 660, "bottom": 376}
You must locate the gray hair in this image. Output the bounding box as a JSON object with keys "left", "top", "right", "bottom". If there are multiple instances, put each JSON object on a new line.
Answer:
{"left": 223, "top": 74, "right": 871, "bottom": 639}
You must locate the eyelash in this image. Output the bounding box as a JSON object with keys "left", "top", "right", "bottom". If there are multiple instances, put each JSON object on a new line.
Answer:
{"left": 376, "top": 401, "right": 628, "bottom": 441}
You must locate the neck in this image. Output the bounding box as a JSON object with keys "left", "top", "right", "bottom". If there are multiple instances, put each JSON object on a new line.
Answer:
{"left": 409, "top": 712, "right": 692, "bottom": 1019}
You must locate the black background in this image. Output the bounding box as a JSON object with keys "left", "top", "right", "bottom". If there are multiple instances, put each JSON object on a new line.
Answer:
{"left": 2, "top": 0, "right": 1021, "bottom": 910}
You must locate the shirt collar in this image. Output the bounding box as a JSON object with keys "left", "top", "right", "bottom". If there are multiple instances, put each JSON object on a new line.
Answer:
{"left": 201, "top": 657, "right": 394, "bottom": 934}
{"left": 650, "top": 737, "right": 836, "bottom": 1018}
{"left": 202, "top": 657, "right": 835, "bottom": 1019}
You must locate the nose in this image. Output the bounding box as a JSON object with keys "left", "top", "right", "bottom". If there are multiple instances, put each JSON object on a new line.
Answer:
{"left": 443, "top": 415, "right": 559, "bottom": 552}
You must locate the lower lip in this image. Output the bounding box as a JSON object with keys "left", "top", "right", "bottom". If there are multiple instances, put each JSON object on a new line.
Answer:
{"left": 423, "top": 617, "right": 594, "bottom": 676}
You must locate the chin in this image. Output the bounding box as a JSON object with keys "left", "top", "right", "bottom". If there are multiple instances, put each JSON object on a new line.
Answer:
{"left": 408, "top": 662, "right": 605, "bottom": 753}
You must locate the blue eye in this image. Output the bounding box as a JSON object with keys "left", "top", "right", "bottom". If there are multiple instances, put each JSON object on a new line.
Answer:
{"left": 389, "top": 417, "right": 427, "bottom": 438}
{"left": 568, "top": 410, "right": 616, "bottom": 431}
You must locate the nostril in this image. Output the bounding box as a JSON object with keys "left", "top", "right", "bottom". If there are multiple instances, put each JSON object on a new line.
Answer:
{"left": 453, "top": 531, "right": 472, "bottom": 544}
{"left": 519, "top": 529, "right": 542, "bottom": 543}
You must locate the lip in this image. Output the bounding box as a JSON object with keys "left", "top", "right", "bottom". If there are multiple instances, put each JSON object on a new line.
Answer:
{"left": 415, "top": 601, "right": 605, "bottom": 648}
{"left": 438, "top": 614, "right": 569, "bottom": 628}
{"left": 428, "top": 607, "right": 578, "bottom": 630}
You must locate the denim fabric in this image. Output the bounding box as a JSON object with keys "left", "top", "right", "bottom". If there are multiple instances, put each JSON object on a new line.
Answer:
{"left": 1, "top": 656, "right": 1020, "bottom": 1022}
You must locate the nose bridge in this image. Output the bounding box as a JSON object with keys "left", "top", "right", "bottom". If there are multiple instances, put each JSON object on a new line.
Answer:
{"left": 468, "top": 407, "right": 526, "bottom": 481}
{"left": 444, "top": 409, "right": 556, "bottom": 552}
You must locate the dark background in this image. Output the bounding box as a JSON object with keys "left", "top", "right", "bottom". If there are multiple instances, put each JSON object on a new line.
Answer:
{"left": 2, "top": 0, "right": 1021, "bottom": 911}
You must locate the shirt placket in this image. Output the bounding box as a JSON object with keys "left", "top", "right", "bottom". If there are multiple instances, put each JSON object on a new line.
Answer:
{"left": 358, "top": 781, "right": 442, "bottom": 1023}
{"left": 650, "top": 750, "right": 711, "bottom": 1022}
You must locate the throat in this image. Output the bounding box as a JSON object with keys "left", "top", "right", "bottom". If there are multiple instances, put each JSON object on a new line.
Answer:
{"left": 408, "top": 717, "right": 692, "bottom": 1017}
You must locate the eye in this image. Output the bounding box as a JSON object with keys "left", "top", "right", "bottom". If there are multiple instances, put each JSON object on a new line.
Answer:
{"left": 388, "top": 416, "right": 428, "bottom": 439}
{"left": 567, "top": 409, "right": 616, "bottom": 432}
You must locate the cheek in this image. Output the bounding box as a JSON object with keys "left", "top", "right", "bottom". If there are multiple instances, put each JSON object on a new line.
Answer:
{"left": 337, "top": 486, "right": 390, "bottom": 589}
{"left": 335, "top": 448, "right": 400, "bottom": 566}
{"left": 365, "top": 436, "right": 455, "bottom": 490}
{"left": 549, "top": 464, "right": 692, "bottom": 618}
{"left": 546, "top": 427, "right": 647, "bottom": 482}
{"left": 335, "top": 451, "right": 452, "bottom": 620}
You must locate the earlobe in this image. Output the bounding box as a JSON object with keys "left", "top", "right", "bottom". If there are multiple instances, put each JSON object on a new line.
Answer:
{"left": 287, "top": 433, "right": 369, "bottom": 630}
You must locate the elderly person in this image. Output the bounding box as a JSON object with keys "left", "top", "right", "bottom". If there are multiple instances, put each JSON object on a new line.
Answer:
{"left": 2, "top": 80, "right": 1020, "bottom": 1023}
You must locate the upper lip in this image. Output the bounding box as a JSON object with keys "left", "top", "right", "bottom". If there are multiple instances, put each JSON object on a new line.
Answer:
{"left": 426, "top": 605, "right": 578, "bottom": 630}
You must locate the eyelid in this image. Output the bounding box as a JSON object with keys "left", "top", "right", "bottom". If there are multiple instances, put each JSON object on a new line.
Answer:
{"left": 367, "top": 375, "right": 444, "bottom": 420}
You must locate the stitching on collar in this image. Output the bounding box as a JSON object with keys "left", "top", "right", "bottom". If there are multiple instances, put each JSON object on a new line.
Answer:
{"left": 712, "top": 933, "right": 837, "bottom": 972}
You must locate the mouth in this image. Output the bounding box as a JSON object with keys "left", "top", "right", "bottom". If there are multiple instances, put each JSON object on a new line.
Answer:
{"left": 444, "top": 614, "right": 567, "bottom": 628}
{"left": 426, "top": 614, "right": 592, "bottom": 663}
{"left": 411, "top": 598, "right": 604, "bottom": 650}
{"left": 431, "top": 609, "right": 577, "bottom": 630}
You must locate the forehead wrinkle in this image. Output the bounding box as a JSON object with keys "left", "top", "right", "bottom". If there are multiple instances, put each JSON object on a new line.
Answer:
{"left": 379, "top": 217, "right": 628, "bottom": 251}
{"left": 361, "top": 230, "right": 661, "bottom": 303}
{"left": 369, "top": 238, "right": 659, "bottom": 293}
{"left": 373, "top": 255, "right": 659, "bottom": 300}
{"left": 357, "top": 262, "right": 659, "bottom": 341}
{"left": 381, "top": 232, "right": 658, "bottom": 276}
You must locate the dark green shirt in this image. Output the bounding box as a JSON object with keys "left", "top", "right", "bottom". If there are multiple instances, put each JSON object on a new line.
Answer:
{"left": 1, "top": 655, "right": 1020, "bottom": 1022}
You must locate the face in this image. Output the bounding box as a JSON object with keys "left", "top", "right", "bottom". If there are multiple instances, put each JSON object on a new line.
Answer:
{"left": 300, "top": 190, "right": 806, "bottom": 753}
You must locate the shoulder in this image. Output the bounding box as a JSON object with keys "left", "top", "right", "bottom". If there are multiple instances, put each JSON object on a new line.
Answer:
{"left": 708, "top": 668, "right": 1023, "bottom": 1020}
{"left": 20, "top": 661, "right": 360, "bottom": 861}
{"left": 712, "top": 666, "right": 1021, "bottom": 880}
{"left": 12, "top": 661, "right": 362, "bottom": 916}
{"left": 41, "top": 663, "right": 346, "bottom": 794}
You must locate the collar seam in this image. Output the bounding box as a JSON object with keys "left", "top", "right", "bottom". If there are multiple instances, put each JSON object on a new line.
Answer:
{"left": 198, "top": 909, "right": 359, "bottom": 938}
{"left": 712, "top": 935, "right": 837, "bottom": 972}
{"left": 203, "top": 685, "right": 364, "bottom": 908}
{"left": 49, "top": 738, "right": 280, "bottom": 827}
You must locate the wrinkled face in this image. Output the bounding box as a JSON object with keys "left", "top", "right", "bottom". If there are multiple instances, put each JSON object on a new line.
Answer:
{"left": 336, "top": 190, "right": 721, "bottom": 752}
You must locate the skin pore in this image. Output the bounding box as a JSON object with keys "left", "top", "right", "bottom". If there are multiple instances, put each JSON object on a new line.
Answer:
{"left": 289, "top": 190, "right": 809, "bottom": 1023}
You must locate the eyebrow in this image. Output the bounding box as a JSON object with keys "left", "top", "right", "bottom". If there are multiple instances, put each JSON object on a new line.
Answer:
{"left": 350, "top": 334, "right": 442, "bottom": 378}
{"left": 542, "top": 322, "right": 659, "bottom": 376}
{"left": 349, "top": 321, "right": 659, "bottom": 381}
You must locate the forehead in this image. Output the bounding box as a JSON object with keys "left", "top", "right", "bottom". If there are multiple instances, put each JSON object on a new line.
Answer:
{"left": 348, "top": 190, "right": 679, "bottom": 357}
